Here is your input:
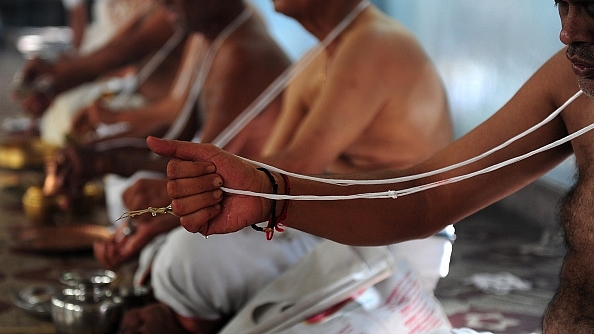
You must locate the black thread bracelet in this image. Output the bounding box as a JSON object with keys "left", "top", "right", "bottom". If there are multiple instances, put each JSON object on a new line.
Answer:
{"left": 251, "top": 167, "right": 278, "bottom": 239}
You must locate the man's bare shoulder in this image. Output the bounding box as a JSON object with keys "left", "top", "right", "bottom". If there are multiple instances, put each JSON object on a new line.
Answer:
{"left": 207, "top": 33, "right": 289, "bottom": 91}
{"left": 347, "top": 8, "right": 425, "bottom": 55}
{"left": 335, "top": 8, "right": 435, "bottom": 82}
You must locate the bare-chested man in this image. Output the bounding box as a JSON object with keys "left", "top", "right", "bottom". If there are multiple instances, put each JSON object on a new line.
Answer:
{"left": 260, "top": 0, "right": 452, "bottom": 174}
{"left": 44, "top": 0, "right": 291, "bottom": 332}
{"left": 149, "top": 0, "right": 594, "bottom": 332}
{"left": 43, "top": 0, "right": 290, "bottom": 193}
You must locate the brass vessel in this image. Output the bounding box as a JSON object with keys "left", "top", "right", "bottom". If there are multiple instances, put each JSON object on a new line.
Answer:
{"left": 0, "top": 137, "right": 57, "bottom": 170}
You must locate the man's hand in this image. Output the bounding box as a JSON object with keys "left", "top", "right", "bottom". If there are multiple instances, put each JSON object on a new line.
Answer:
{"left": 11, "top": 58, "right": 59, "bottom": 117}
{"left": 146, "top": 136, "right": 270, "bottom": 237}
{"left": 71, "top": 100, "right": 119, "bottom": 137}
{"left": 123, "top": 178, "right": 171, "bottom": 210}
{"left": 43, "top": 145, "right": 105, "bottom": 208}
{"left": 16, "top": 91, "right": 52, "bottom": 118}
{"left": 94, "top": 214, "right": 178, "bottom": 269}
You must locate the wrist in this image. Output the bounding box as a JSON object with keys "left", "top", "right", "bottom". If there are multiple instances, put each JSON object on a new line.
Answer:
{"left": 251, "top": 168, "right": 290, "bottom": 240}
{"left": 275, "top": 172, "right": 290, "bottom": 226}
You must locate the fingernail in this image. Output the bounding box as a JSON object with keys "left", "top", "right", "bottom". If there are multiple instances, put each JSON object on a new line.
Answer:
{"left": 206, "top": 164, "right": 216, "bottom": 173}
{"left": 213, "top": 189, "right": 223, "bottom": 199}
{"left": 214, "top": 177, "right": 223, "bottom": 187}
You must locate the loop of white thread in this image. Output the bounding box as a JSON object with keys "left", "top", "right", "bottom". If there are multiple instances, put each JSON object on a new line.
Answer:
{"left": 238, "top": 90, "right": 583, "bottom": 186}
{"left": 220, "top": 90, "right": 589, "bottom": 201}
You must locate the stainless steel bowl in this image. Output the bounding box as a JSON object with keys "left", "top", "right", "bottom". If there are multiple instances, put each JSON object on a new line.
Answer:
{"left": 51, "top": 269, "right": 124, "bottom": 334}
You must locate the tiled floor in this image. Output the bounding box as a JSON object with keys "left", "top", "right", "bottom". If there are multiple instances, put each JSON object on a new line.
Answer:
{"left": 0, "top": 29, "right": 569, "bottom": 334}
{"left": 436, "top": 203, "right": 565, "bottom": 334}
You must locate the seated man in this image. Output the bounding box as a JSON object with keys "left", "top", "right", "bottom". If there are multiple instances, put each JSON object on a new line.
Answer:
{"left": 111, "top": 0, "right": 453, "bottom": 332}
{"left": 147, "top": 1, "right": 594, "bottom": 332}
{"left": 44, "top": 2, "right": 290, "bottom": 333}
{"left": 13, "top": 0, "right": 182, "bottom": 146}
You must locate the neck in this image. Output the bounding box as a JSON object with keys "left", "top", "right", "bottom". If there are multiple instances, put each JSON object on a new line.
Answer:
{"left": 297, "top": 0, "right": 365, "bottom": 41}
{"left": 201, "top": 3, "right": 246, "bottom": 41}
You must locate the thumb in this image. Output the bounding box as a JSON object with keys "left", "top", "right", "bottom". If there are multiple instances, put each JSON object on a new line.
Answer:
{"left": 146, "top": 136, "right": 223, "bottom": 162}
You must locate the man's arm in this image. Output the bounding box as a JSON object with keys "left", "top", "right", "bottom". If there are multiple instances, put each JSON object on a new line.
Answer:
{"left": 23, "top": 6, "right": 176, "bottom": 95}
{"left": 66, "top": 1, "right": 88, "bottom": 52}
{"left": 147, "top": 49, "right": 575, "bottom": 244}
{"left": 70, "top": 34, "right": 206, "bottom": 143}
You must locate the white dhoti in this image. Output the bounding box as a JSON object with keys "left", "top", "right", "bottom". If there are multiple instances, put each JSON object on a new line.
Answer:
{"left": 39, "top": 76, "right": 144, "bottom": 147}
{"left": 40, "top": 82, "right": 103, "bottom": 146}
{"left": 141, "top": 227, "right": 452, "bottom": 321}
{"left": 149, "top": 227, "right": 322, "bottom": 320}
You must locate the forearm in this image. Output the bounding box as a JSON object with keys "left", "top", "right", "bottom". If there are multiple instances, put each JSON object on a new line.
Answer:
{"left": 277, "top": 173, "right": 435, "bottom": 246}
{"left": 114, "top": 97, "right": 181, "bottom": 128}
{"left": 52, "top": 7, "right": 175, "bottom": 93}
{"left": 68, "top": 4, "right": 88, "bottom": 51}
{"left": 271, "top": 140, "right": 568, "bottom": 246}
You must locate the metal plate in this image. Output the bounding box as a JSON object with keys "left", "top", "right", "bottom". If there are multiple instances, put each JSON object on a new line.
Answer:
{"left": 12, "top": 285, "right": 56, "bottom": 319}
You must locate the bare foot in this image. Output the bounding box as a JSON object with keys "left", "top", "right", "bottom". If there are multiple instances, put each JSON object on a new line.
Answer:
{"left": 119, "top": 302, "right": 191, "bottom": 334}
{"left": 118, "top": 302, "right": 227, "bottom": 334}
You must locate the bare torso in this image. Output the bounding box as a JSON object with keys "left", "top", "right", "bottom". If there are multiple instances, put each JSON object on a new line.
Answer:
{"left": 136, "top": 38, "right": 188, "bottom": 103}
{"left": 535, "top": 49, "right": 594, "bottom": 332}
{"left": 543, "top": 97, "right": 594, "bottom": 332}
{"left": 261, "top": 6, "right": 453, "bottom": 174}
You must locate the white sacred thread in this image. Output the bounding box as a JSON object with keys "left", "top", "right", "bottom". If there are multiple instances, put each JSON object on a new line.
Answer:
{"left": 161, "top": 7, "right": 253, "bottom": 141}
{"left": 109, "top": 27, "right": 186, "bottom": 106}
{"left": 220, "top": 90, "right": 589, "bottom": 200}
{"left": 95, "top": 7, "right": 253, "bottom": 152}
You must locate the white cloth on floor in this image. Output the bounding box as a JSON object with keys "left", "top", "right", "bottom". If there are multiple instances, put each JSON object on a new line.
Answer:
{"left": 386, "top": 235, "right": 453, "bottom": 292}
{"left": 221, "top": 247, "right": 453, "bottom": 334}
{"left": 40, "top": 75, "right": 144, "bottom": 147}
{"left": 424, "top": 329, "right": 493, "bottom": 334}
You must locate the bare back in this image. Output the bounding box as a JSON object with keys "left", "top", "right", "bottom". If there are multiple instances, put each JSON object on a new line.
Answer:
{"left": 261, "top": 6, "right": 453, "bottom": 174}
